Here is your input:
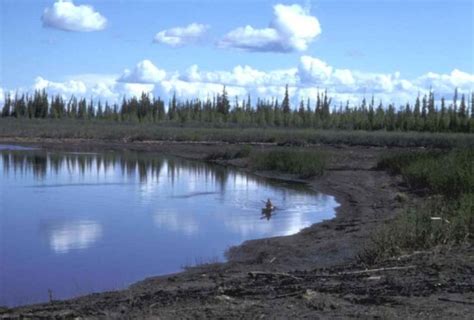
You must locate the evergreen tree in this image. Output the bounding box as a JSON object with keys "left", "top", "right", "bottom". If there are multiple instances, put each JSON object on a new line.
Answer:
{"left": 282, "top": 84, "right": 290, "bottom": 114}
{"left": 216, "top": 86, "right": 230, "bottom": 115}
{"left": 1, "top": 93, "right": 11, "bottom": 117}
{"left": 97, "top": 101, "right": 103, "bottom": 119}
{"left": 78, "top": 98, "right": 87, "bottom": 119}
{"left": 169, "top": 92, "right": 178, "bottom": 121}
{"left": 87, "top": 98, "right": 95, "bottom": 119}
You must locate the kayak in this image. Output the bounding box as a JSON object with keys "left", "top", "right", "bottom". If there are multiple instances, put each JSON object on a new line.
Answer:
{"left": 262, "top": 206, "right": 276, "bottom": 213}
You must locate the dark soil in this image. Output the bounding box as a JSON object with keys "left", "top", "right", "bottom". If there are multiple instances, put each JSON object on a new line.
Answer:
{"left": 1, "top": 138, "right": 473, "bottom": 319}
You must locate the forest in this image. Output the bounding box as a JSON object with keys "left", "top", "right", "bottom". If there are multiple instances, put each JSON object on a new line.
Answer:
{"left": 1, "top": 85, "right": 473, "bottom": 133}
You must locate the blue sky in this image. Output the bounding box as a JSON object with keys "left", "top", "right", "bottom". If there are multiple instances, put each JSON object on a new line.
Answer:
{"left": 1, "top": 0, "right": 473, "bottom": 105}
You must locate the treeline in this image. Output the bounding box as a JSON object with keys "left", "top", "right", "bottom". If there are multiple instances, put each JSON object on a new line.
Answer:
{"left": 1, "top": 86, "right": 473, "bottom": 133}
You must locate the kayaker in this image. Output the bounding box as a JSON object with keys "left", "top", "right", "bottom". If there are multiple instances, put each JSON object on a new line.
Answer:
{"left": 265, "top": 198, "right": 273, "bottom": 210}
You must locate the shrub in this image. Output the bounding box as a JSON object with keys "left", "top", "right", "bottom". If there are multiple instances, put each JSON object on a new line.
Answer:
{"left": 205, "top": 145, "right": 253, "bottom": 161}
{"left": 361, "top": 149, "right": 474, "bottom": 264}
{"left": 250, "top": 149, "right": 326, "bottom": 178}
{"left": 378, "top": 149, "right": 474, "bottom": 198}
{"left": 360, "top": 194, "right": 473, "bottom": 264}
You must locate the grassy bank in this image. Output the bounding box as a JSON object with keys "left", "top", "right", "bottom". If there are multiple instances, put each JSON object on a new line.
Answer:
{"left": 205, "top": 146, "right": 326, "bottom": 178}
{"left": 361, "top": 149, "right": 474, "bottom": 264}
{"left": 1, "top": 118, "right": 473, "bottom": 148}
{"left": 250, "top": 149, "right": 326, "bottom": 178}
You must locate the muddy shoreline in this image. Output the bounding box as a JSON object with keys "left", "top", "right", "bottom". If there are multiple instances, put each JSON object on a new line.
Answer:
{"left": 1, "top": 138, "right": 472, "bottom": 319}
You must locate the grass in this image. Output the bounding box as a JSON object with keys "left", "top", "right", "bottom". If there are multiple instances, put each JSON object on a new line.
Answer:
{"left": 250, "top": 149, "right": 327, "bottom": 178}
{"left": 361, "top": 195, "right": 473, "bottom": 263}
{"left": 377, "top": 149, "right": 474, "bottom": 198}
{"left": 1, "top": 118, "right": 473, "bottom": 148}
{"left": 204, "top": 145, "right": 326, "bottom": 178}
{"left": 361, "top": 149, "right": 474, "bottom": 264}
{"left": 205, "top": 145, "right": 252, "bottom": 161}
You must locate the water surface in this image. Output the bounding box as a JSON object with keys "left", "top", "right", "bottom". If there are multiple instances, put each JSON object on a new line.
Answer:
{"left": 0, "top": 146, "right": 338, "bottom": 306}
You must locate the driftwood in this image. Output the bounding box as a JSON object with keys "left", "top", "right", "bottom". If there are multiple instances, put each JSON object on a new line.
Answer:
{"left": 274, "top": 290, "right": 306, "bottom": 299}
{"left": 248, "top": 271, "right": 303, "bottom": 281}
{"left": 337, "top": 265, "right": 416, "bottom": 276}
{"left": 389, "top": 251, "right": 428, "bottom": 261}
{"left": 431, "top": 217, "right": 451, "bottom": 223}
{"left": 249, "top": 266, "right": 415, "bottom": 282}
{"left": 438, "top": 297, "right": 474, "bottom": 305}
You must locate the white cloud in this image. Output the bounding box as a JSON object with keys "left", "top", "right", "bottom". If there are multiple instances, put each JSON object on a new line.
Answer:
{"left": 298, "top": 56, "right": 333, "bottom": 83}
{"left": 34, "top": 76, "right": 87, "bottom": 95}
{"left": 218, "top": 4, "right": 321, "bottom": 52}
{"left": 154, "top": 79, "right": 246, "bottom": 102}
{"left": 415, "top": 69, "right": 474, "bottom": 96}
{"left": 15, "top": 56, "right": 474, "bottom": 109}
{"left": 218, "top": 26, "right": 281, "bottom": 52}
{"left": 0, "top": 88, "right": 4, "bottom": 107}
{"left": 154, "top": 23, "right": 209, "bottom": 47}
{"left": 28, "top": 74, "right": 154, "bottom": 103}
{"left": 333, "top": 69, "right": 355, "bottom": 86}
{"left": 41, "top": 0, "right": 107, "bottom": 32}
{"left": 270, "top": 4, "right": 322, "bottom": 51}
{"left": 117, "top": 60, "right": 167, "bottom": 84}
{"left": 118, "top": 83, "right": 155, "bottom": 98}
{"left": 181, "top": 64, "right": 297, "bottom": 87}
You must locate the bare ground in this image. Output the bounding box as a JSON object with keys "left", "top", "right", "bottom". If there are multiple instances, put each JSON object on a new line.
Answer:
{"left": 0, "top": 138, "right": 472, "bottom": 319}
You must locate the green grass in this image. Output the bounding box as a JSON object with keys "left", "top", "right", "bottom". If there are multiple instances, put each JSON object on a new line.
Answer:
{"left": 361, "top": 194, "right": 473, "bottom": 264}
{"left": 250, "top": 149, "right": 327, "bottom": 178}
{"left": 377, "top": 149, "right": 474, "bottom": 198}
{"left": 205, "top": 145, "right": 252, "bottom": 161}
{"left": 1, "top": 118, "right": 473, "bottom": 148}
{"left": 361, "top": 149, "right": 474, "bottom": 264}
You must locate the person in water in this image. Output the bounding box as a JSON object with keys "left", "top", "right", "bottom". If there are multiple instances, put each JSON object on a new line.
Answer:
{"left": 265, "top": 198, "right": 273, "bottom": 210}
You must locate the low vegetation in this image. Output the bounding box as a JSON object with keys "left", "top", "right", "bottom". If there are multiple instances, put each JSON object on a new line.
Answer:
{"left": 1, "top": 118, "right": 473, "bottom": 148}
{"left": 250, "top": 149, "right": 327, "bottom": 178}
{"left": 204, "top": 146, "right": 326, "bottom": 178}
{"left": 361, "top": 149, "right": 474, "bottom": 264}
{"left": 378, "top": 149, "right": 473, "bottom": 197}
{"left": 205, "top": 145, "right": 252, "bottom": 161}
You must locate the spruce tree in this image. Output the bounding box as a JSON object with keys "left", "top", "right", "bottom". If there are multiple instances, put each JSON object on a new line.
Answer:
{"left": 282, "top": 84, "right": 290, "bottom": 114}
{"left": 1, "top": 93, "right": 11, "bottom": 117}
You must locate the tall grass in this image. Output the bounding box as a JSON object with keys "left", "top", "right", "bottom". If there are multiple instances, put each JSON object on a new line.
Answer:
{"left": 204, "top": 145, "right": 252, "bottom": 161}
{"left": 250, "top": 149, "right": 326, "bottom": 178}
{"left": 1, "top": 118, "right": 473, "bottom": 148}
{"left": 361, "top": 149, "right": 474, "bottom": 264}
{"left": 377, "top": 149, "right": 474, "bottom": 197}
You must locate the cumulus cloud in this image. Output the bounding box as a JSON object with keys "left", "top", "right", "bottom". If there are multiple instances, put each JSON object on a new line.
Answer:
{"left": 118, "top": 60, "right": 167, "bottom": 84}
{"left": 218, "top": 4, "right": 321, "bottom": 52}
{"left": 154, "top": 23, "right": 209, "bottom": 47}
{"left": 34, "top": 76, "right": 87, "bottom": 95}
{"left": 298, "top": 56, "right": 333, "bottom": 83}
{"left": 15, "top": 56, "right": 474, "bottom": 109}
{"left": 218, "top": 26, "right": 281, "bottom": 52}
{"left": 41, "top": 0, "right": 107, "bottom": 32}
{"left": 181, "top": 64, "right": 297, "bottom": 87}
{"left": 0, "top": 88, "right": 4, "bottom": 107}
{"left": 118, "top": 83, "right": 155, "bottom": 98}
{"left": 297, "top": 56, "right": 415, "bottom": 98}
{"left": 416, "top": 69, "right": 474, "bottom": 96}
{"left": 26, "top": 74, "right": 153, "bottom": 103}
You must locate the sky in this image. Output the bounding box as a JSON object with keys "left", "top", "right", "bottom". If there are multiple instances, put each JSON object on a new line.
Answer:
{"left": 0, "top": 0, "right": 473, "bottom": 106}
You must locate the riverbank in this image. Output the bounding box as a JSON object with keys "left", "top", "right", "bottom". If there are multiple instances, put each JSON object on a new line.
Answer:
{"left": 1, "top": 138, "right": 472, "bottom": 319}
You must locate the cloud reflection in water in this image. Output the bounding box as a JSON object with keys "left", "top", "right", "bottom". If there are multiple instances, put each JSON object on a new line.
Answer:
{"left": 46, "top": 220, "right": 103, "bottom": 254}
{"left": 153, "top": 210, "right": 199, "bottom": 236}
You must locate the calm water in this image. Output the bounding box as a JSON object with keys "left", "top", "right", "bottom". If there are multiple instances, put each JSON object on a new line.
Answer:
{"left": 0, "top": 145, "right": 338, "bottom": 306}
